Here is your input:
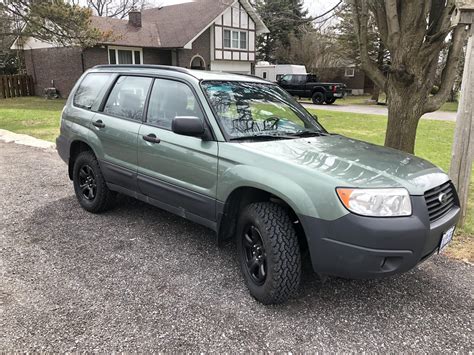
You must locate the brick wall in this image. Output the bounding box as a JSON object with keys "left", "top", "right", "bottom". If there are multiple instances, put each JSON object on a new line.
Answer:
{"left": 24, "top": 47, "right": 84, "bottom": 98}
{"left": 143, "top": 48, "right": 172, "bottom": 65}
{"left": 177, "top": 28, "right": 211, "bottom": 69}
{"left": 82, "top": 47, "right": 108, "bottom": 69}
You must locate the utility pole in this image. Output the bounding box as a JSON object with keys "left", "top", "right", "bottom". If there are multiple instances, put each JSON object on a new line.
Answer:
{"left": 449, "top": 3, "right": 474, "bottom": 227}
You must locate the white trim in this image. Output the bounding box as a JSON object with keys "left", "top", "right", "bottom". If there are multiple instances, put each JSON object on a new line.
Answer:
{"left": 223, "top": 29, "right": 248, "bottom": 50}
{"left": 108, "top": 46, "right": 143, "bottom": 65}
{"left": 344, "top": 67, "right": 355, "bottom": 77}
{"left": 190, "top": 54, "right": 206, "bottom": 69}
{"left": 183, "top": 0, "right": 268, "bottom": 49}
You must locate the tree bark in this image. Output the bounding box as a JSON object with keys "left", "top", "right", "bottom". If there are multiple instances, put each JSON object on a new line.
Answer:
{"left": 384, "top": 81, "right": 427, "bottom": 154}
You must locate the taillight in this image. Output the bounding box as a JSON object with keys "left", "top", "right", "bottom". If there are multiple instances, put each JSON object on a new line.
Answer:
{"left": 332, "top": 85, "right": 337, "bottom": 93}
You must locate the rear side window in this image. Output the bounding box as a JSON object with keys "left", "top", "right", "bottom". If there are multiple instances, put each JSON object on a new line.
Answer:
{"left": 103, "top": 76, "right": 152, "bottom": 121}
{"left": 292, "top": 75, "right": 306, "bottom": 84}
{"left": 146, "top": 79, "right": 204, "bottom": 130}
{"left": 74, "top": 73, "right": 112, "bottom": 110}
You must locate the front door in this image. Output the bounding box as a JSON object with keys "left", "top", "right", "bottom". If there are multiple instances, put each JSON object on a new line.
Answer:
{"left": 93, "top": 75, "right": 153, "bottom": 190}
{"left": 137, "top": 78, "right": 219, "bottom": 222}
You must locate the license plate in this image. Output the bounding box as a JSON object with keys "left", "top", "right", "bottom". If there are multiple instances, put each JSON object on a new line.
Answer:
{"left": 439, "top": 226, "right": 455, "bottom": 252}
{"left": 334, "top": 93, "right": 343, "bottom": 97}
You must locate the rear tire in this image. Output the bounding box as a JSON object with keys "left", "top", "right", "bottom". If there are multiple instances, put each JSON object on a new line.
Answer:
{"left": 311, "top": 92, "right": 325, "bottom": 105}
{"left": 325, "top": 98, "right": 336, "bottom": 104}
{"left": 73, "top": 151, "right": 116, "bottom": 213}
{"left": 237, "top": 202, "right": 301, "bottom": 304}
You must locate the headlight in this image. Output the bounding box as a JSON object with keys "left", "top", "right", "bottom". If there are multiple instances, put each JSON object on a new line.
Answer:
{"left": 336, "top": 188, "right": 412, "bottom": 217}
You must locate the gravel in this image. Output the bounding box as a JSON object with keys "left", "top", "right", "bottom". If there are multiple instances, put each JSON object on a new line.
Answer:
{"left": 1, "top": 141, "right": 473, "bottom": 352}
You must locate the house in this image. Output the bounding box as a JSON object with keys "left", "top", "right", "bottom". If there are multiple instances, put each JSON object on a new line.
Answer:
{"left": 11, "top": 0, "right": 269, "bottom": 97}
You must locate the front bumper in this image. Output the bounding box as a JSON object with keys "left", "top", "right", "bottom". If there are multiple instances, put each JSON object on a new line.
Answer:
{"left": 299, "top": 196, "right": 460, "bottom": 279}
{"left": 56, "top": 134, "right": 69, "bottom": 164}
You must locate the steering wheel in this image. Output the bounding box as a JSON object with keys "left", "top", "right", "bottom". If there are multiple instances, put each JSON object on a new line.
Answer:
{"left": 263, "top": 117, "right": 280, "bottom": 131}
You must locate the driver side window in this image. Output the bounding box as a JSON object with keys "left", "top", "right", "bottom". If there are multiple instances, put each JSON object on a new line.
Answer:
{"left": 280, "top": 75, "right": 293, "bottom": 84}
{"left": 146, "top": 79, "right": 204, "bottom": 130}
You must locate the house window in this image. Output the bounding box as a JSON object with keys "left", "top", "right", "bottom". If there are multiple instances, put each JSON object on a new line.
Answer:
{"left": 345, "top": 68, "right": 355, "bottom": 77}
{"left": 108, "top": 46, "right": 143, "bottom": 65}
{"left": 223, "top": 29, "right": 248, "bottom": 50}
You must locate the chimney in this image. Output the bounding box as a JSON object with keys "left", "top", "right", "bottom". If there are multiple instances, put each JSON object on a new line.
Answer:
{"left": 129, "top": 9, "right": 142, "bottom": 27}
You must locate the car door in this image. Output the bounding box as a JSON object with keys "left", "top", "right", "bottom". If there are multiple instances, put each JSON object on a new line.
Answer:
{"left": 137, "top": 77, "right": 219, "bottom": 223}
{"left": 92, "top": 75, "right": 153, "bottom": 191}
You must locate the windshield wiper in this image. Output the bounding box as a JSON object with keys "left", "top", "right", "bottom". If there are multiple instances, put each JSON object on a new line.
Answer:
{"left": 290, "top": 130, "right": 329, "bottom": 137}
{"left": 230, "top": 133, "right": 296, "bottom": 141}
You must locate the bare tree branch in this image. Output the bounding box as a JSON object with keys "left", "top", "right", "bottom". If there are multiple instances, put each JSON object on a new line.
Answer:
{"left": 384, "top": 0, "right": 401, "bottom": 50}
{"left": 424, "top": 25, "right": 468, "bottom": 113}
{"left": 351, "top": 0, "right": 387, "bottom": 90}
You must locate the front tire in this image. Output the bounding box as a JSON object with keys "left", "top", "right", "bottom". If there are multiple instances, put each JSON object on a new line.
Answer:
{"left": 237, "top": 202, "right": 301, "bottom": 304}
{"left": 73, "top": 151, "right": 116, "bottom": 213}
{"left": 311, "top": 91, "right": 325, "bottom": 105}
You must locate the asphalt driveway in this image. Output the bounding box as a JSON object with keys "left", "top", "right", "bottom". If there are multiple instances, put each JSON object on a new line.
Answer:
{"left": 1, "top": 141, "right": 473, "bottom": 352}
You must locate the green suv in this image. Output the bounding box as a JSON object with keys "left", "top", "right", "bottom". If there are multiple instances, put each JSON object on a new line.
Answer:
{"left": 57, "top": 65, "right": 460, "bottom": 304}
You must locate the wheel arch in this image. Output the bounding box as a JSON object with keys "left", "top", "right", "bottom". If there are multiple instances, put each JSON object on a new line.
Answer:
{"left": 311, "top": 86, "right": 327, "bottom": 95}
{"left": 68, "top": 140, "right": 97, "bottom": 180}
{"left": 216, "top": 186, "right": 308, "bottom": 253}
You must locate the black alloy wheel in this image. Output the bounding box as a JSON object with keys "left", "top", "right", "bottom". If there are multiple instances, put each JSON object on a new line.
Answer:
{"left": 312, "top": 91, "right": 325, "bottom": 105}
{"left": 78, "top": 164, "right": 97, "bottom": 200}
{"left": 72, "top": 150, "right": 116, "bottom": 213}
{"left": 242, "top": 225, "right": 267, "bottom": 285}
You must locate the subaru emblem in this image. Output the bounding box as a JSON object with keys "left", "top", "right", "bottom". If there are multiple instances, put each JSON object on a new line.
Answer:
{"left": 438, "top": 192, "right": 448, "bottom": 205}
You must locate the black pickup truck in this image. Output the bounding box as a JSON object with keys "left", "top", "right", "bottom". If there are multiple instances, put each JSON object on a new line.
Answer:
{"left": 277, "top": 74, "right": 346, "bottom": 105}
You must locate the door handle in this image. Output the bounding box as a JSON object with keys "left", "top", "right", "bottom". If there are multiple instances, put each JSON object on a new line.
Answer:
{"left": 93, "top": 120, "right": 105, "bottom": 128}
{"left": 143, "top": 133, "right": 161, "bottom": 144}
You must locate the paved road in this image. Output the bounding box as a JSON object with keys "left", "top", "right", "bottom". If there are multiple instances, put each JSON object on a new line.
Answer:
{"left": 301, "top": 103, "right": 457, "bottom": 122}
{"left": 1, "top": 142, "right": 473, "bottom": 352}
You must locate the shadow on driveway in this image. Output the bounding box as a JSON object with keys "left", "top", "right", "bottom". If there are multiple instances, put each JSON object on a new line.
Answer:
{"left": 2, "top": 193, "right": 472, "bottom": 351}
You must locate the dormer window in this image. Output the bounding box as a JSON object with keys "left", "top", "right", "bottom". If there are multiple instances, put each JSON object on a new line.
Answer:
{"left": 224, "top": 29, "right": 248, "bottom": 50}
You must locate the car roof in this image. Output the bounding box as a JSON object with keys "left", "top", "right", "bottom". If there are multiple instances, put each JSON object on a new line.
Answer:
{"left": 91, "top": 65, "right": 273, "bottom": 84}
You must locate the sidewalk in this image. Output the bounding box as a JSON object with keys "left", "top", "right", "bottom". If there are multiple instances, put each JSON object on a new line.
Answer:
{"left": 301, "top": 103, "right": 457, "bottom": 122}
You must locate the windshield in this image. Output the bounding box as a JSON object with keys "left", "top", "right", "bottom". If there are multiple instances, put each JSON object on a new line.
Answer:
{"left": 201, "top": 81, "right": 326, "bottom": 140}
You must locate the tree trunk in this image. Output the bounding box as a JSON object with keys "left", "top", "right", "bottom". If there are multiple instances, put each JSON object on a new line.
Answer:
{"left": 384, "top": 82, "right": 427, "bottom": 154}
{"left": 371, "top": 86, "right": 380, "bottom": 101}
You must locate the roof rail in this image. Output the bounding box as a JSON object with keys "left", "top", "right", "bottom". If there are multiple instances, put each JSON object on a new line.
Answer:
{"left": 92, "top": 64, "right": 192, "bottom": 74}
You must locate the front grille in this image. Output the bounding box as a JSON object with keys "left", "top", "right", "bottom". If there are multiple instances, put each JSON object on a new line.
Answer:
{"left": 424, "top": 181, "right": 456, "bottom": 222}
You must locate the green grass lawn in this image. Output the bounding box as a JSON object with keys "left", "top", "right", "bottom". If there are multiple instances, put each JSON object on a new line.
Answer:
{"left": 0, "top": 97, "right": 66, "bottom": 142}
{"left": 0, "top": 97, "right": 471, "bottom": 259}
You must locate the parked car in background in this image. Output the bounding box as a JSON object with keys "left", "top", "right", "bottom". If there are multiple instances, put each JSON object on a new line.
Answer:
{"left": 255, "top": 62, "right": 307, "bottom": 82}
{"left": 278, "top": 73, "right": 346, "bottom": 104}
{"left": 57, "top": 65, "right": 460, "bottom": 305}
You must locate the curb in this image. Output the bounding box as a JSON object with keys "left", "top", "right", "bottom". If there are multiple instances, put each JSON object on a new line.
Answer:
{"left": 0, "top": 129, "right": 56, "bottom": 150}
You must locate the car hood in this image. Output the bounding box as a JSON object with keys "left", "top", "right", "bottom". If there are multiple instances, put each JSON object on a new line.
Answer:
{"left": 240, "top": 135, "right": 449, "bottom": 195}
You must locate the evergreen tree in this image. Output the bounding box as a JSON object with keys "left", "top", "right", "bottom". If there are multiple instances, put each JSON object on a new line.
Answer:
{"left": 256, "top": 0, "right": 310, "bottom": 62}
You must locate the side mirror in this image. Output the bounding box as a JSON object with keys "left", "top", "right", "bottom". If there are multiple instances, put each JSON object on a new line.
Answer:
{"left": 172, "top": 116, "right": 207, "bottom": 139}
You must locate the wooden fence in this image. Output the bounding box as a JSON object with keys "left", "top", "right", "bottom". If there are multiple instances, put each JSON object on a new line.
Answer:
{"left": 0, "top": 75, "right": 35, "bottom": 99}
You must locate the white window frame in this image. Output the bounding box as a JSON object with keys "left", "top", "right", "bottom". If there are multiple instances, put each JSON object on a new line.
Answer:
{"left": 223, "top": 29, "right": 248, "bottom": 50}
{"left": 108, "top": 46, "right": 144, "bottom": 65}
{"left": 345, "top": 67, "right": 355, "bottom": 77}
